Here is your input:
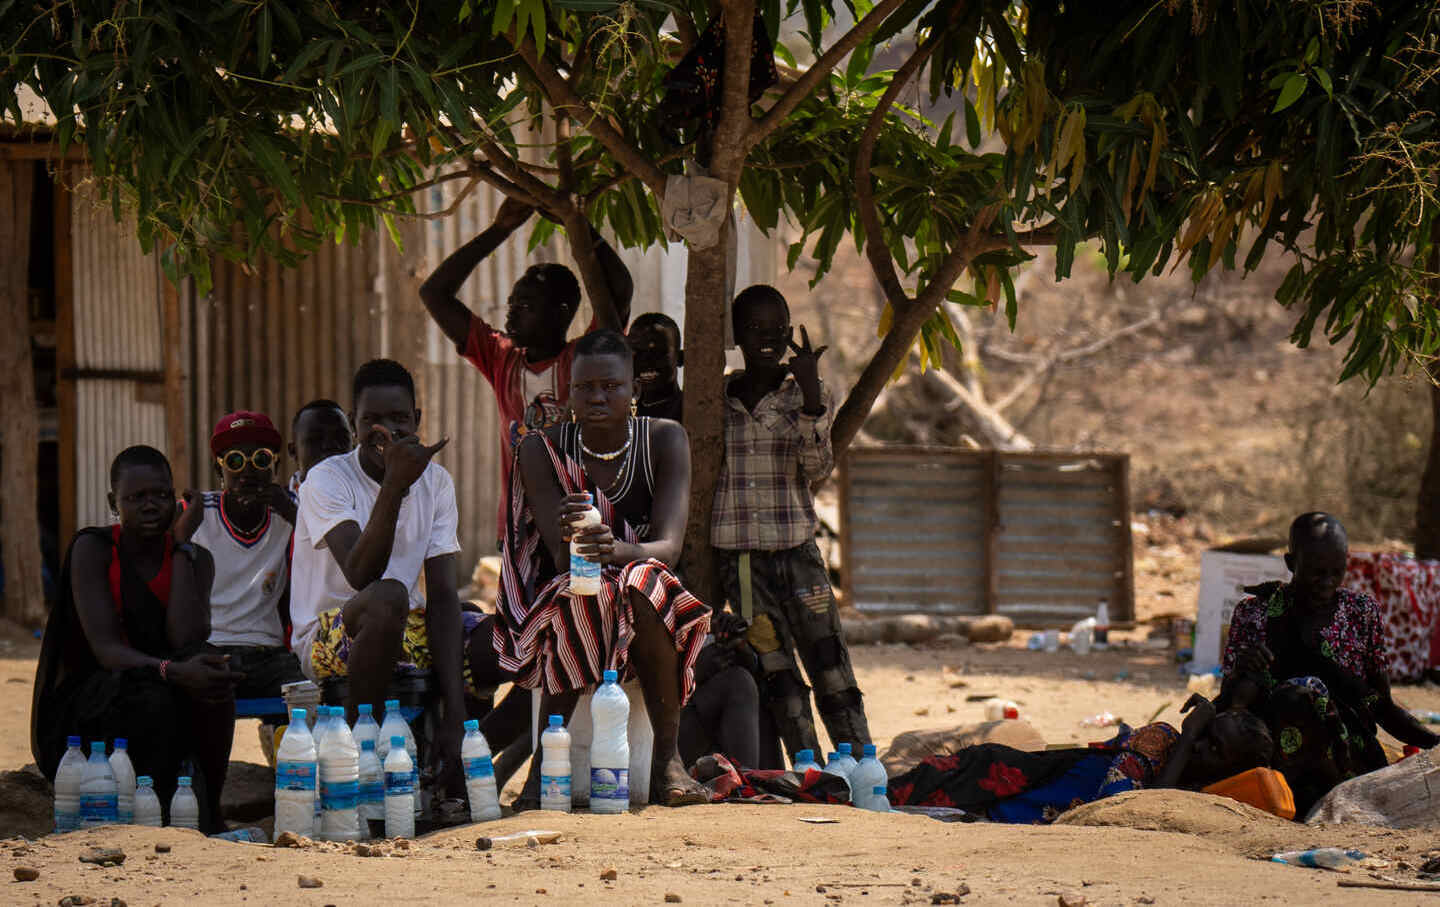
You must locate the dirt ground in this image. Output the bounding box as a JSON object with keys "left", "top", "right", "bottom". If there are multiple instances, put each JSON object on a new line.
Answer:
{"left": 5, "top": 619, "right": 1440, "bottom": 906}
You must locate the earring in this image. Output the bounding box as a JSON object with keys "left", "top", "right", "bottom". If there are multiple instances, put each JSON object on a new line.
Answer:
{"left": 570, "top": 408, "right": 578, "bottom": 423}
{"left": 630, "top": 399, "right": 638, "bottom": 418}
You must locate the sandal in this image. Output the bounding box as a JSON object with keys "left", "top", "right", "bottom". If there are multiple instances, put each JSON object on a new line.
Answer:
{"left": 660, "top": 778, "right": 711, "bottom": 807}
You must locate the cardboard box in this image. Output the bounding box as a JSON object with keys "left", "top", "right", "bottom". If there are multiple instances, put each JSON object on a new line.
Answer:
{"left": 1192, "top": 549, "right": 1290, "bottom": 674}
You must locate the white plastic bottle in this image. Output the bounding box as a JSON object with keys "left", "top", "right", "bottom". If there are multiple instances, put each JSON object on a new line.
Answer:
{"left": 569, "top": 494, "right": 603, "bottom": 596}
{"left": 170, "top": 775, "right": 200, "bottom": 830}
{"left": 867, "top": 784, "right": 891, "bottom": 812}
{"left": 378, "top": 700, "right": 417, "bottom": 762}
{"left": 109, "top": 738, "right": 136, "bottom": 824}
{"left": 1272, "top": 848, "right": 1365, "bottom": 869}
{"left": 383, "top": 735, "right": 416, "bottom": 839}
{"left": 462, "top": 720, "right": 501, "bottom": 822}
{"left": 358, "top": 738, "right": 384, "bottom": 831}
{"left": 540, "top": 714, "right": 573, "bottom": 812}
{"left": 589, "top": 669, "right": 631, "bottom": 814}
{"left": 79, "top": 741, "right": 118, "bottom": 828}
{"left": 274, "top": 708, "right": 318, "bottom": 841}
{"left": 793, "top": 748, "right": 820, "bottom": 776}
{"left": 352, "top": 703, "right": 380, "bottom": 753}
{"left": 1070, "top": 617, "right": 1095, "bottom": 656}
{"left": 832, "top": 742, "right": 859, "bottom": 778}
{"left": 132, "top": 776, "right": 163, "bottom": 827}
{"left": 53, "top": 735, "right": 85, "bottom": 833}
{"left": 319, "top": 707, "right": 361, "bottom": 841}
{"left": 850, "top": 744, "right": 887, "bottom": 811}
{"left": 1094, "top": 598, "right": 1111, "bottom": 650}
{"left": 821, "top": 752, "right": 854, "bottom": 800}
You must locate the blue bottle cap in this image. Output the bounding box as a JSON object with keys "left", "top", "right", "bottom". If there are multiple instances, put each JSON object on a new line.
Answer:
{"left": 464, "top": 719, "right": 479, "bottom": 732}
{"left": 603, "top": 669, "right": 618, "bottom": 683}
{"left": 137, "top": 776, "right": 153, "bottom": 787}
{"left": 114, "top": 738, "right": 128, "bottom": 749}
{"left": 873, "top": 785, "right": 886, "bottom": 795}
{"left": 361, "top": 739, "right": 375, "bottom": 751}
{"left": 358, "top": 704, "right": 373, "bottom": 716}
{"left": 67, "top": 735, "right": 81, "bottom": 747}
{"left": 827, "top": 752, "right": 839, "bottom": 762}
{"left": 385, "top": 699, "right": 400, "bottom": 709}
{"left": 838, "top": 743, "right": 852, "bottom": 756}
{"left": 796, "top": 749, "right": 814, "bottom": 763}
{"left": 863, "top": 743, "right": 877, "bottom": 757}
{"left": 178, "top": 776, "right": 192, "bottom": 786}
{"left": 391, "top": 735, "right": 406, "bottom": 748}
{"left": 90, "top": 741, "right": 105, "bottom": 755}
{"left": 548, "top": 714, "right": 564, "bottom": 727}
{"left": 291, "top": 708, "right": 307, "bottom": 722}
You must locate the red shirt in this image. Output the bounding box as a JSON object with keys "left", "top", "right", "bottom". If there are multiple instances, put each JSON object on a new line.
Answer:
{"left": 462, "top": 314, "right": 592, "bottom": 536}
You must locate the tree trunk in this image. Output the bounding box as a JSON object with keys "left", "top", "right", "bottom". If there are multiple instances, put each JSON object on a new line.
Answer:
{"left": 1415, "top": 232, "right": 1440, "bottom": 561}
{"left": 0, "top": 161, "right": 46, "bottom": 626}
{"left": 678, "top": 226, "right": 733, "bottom": 606}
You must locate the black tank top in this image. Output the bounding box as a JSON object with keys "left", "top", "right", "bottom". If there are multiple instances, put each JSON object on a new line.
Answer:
{"left": 560, "top": 417, "right": 657, "bottom": 540}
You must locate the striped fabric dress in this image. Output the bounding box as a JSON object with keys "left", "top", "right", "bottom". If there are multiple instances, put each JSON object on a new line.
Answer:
{"left": 491, "top": 423, "right": 710, "bottom": 699}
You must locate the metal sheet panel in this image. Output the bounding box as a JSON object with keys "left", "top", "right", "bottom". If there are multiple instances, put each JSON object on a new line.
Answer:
{"left": 68, "top": 182, "right": 168, "bottom": 528}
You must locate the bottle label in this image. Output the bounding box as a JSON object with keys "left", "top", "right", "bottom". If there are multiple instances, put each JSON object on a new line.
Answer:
{"left": 571, "top": 551, "right": 601, "bottom": 582}
{"left": 79, "top": 795, "right": 117, "bottom": 823}
{"left": 464, "top": 757, "right": 495, "bottom": 779}
{"left": 276, "top": 761, "right": 317, "bottom": 792}
{"left": 385, "top": 771, "right": 415, "bottom": 794}
{"left": 590, "top": 767, "right": 629, "bottom": 804}
{"left": 320, "top": 779, "right": 359, "bottom": 811}
{"left": 359, "top": 780, "right": 384, "bottom": 805}
{"left": 540, "top": 774, "right": 571, "bottom": 800}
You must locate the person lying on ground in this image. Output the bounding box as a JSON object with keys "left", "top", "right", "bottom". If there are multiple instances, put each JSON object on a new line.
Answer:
{"left": 172, "top": 411, "right": 304, "bottom": 701}
{"left": 883, "top": 694, "right": 1273, "bottom": 823}
{"left": 1217, "top": 511, "right": 1439, "bottom": 815}
{"left": 628, "top": 312, "right": 684, "bottom": 422}
{"left": 289, "top": 358, "right": 478, "bottom": 798}
{"left": 419, "top": 198, "right": 632, "bottom": 543}
{"left": 713, "top": 284, "right": 870, "bottom": 763}
{"left": 482, "top": 329, "right": 711, "bottom": 808}
{"left": 32, "top": 446, "right": 238, "bottom": 832}
{"left": 287, "top": 398, "right": 354, "bottom": 495}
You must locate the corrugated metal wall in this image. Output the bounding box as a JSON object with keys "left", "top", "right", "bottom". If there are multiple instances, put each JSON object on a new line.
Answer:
{"left": 69, "top": 182, "right": 168, "bottom": 527}
{"left": 841, "top": 447, "right": 1134, "bottom": 626}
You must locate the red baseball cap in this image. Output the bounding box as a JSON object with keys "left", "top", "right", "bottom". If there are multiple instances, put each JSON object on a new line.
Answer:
{"left": 211, "top": 411, "right": 283, "bottom": 456}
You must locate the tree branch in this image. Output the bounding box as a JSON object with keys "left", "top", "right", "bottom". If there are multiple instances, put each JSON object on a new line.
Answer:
{"left": 514, "top": 36, "right": 669, "bottom": 199}
{"left": 749, "top": 0, "right": 910, "bottom": 148}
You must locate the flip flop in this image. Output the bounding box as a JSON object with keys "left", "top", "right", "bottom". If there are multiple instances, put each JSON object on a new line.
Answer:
{"left": 661, "top": 780, "right": 711, "bottom": 807}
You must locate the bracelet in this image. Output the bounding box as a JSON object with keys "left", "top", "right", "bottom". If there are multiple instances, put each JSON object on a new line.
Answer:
{"left": 158, "top": 659, "right": 170, "bottom": 682}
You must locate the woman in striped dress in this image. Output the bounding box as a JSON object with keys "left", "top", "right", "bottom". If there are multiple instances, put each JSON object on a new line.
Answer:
{"left": 492, "top": 329, "right": 711, "bottom": 808}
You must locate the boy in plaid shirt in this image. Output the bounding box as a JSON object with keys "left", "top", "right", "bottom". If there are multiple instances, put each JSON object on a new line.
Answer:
{"left": 712, "top": 285, "right": 870, "bottom": 763}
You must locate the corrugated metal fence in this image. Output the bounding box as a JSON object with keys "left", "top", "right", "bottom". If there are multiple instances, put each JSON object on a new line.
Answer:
{"left": 840, "top": 446, "right": 1134, "bottom": 627}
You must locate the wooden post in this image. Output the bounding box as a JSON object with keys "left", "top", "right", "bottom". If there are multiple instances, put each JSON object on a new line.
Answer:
{"left": 0, "top": 160, "right": 46, "bottom": 625}
{"left": 162, "top": 273, "right": 189, "bottom": 491}
{"left": 982, "top": 450, "right": 1001, "bottom": 615}
{"left": 55, "top": 165, "right": 76, "bottom": 548}
{"left": 1114, "top": 453, "right": 1136, "bottom": 624}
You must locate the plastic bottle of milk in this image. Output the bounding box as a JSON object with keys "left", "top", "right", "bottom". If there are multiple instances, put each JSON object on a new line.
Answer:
{"left": 793, "top": 748, "right": 820, "bottom": 776}
{"left": 79, "top": 741, "right": 118, "bottom": 828}
{"left": 378, "top": 700, "right": 417, "bottom": 762}
{"left": 383, "top": 735, "right": 416, "bottom": 839}
{"left": 540, "top": 714, "right": 572, "bottom": 812}
{"left": 462, "top": 720, "right": 501, "bottom": 822}
{"left": 850, "top": 744, "right": 887, "bottom": 811}
{"left": 170, "top": 776, "right": 200, "bottom": 830}
{"left": 832, "top": 742, "right": 858, "bottom": 777}
{"left": 569, "top": 494, "right": 603, "bottom": 596}
{"left": 319, "top": 709, "right": 360, "bottom": 841}
{"left": 274, "top": 708, "right": 318, "bottom": 840}
{"left": 867, "top": 784, "right": 891, "bottom": 812}
{"left": 358, "top": 738, "right": 384, "bottom": 832}
{"left": 109, "top": 738, "right": 136, "bottom": 824}
{"left": 353, "top": 703, "right": 380, "bottom": 753}
{"left": 589, "top": 669, "right": 631, "bottom": 814}
{"left": 132, "top": 776, "right": 163, "bottom": 827}
{"left": 53, "top": 736, "right": 85, "bottom": 833}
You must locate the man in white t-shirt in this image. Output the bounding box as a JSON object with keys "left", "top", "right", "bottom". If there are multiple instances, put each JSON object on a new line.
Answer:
{"left": 291, "top": 359, "right": 475, "bottom": 793}
{"left": 174, "top": 410, "right": 304, "bottom": 699}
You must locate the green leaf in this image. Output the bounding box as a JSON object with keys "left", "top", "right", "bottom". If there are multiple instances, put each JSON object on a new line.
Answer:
{"left": 248, "top": 134, "right": 302, "bottom": 206}
{"left": 1272, "top": 73, "right": 1306, "bottom": 112}
{"left": 257, "top": 5, "right": 273, "bottom": 75}
{"left": 1314, "top": 66, "right": 1332, "bottom": 98}
{"left": 964, "top": 97, "right": 982, "bottom": 148}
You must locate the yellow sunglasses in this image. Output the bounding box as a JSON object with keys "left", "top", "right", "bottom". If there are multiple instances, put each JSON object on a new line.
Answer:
{"left": 217, "top": 448, "right": 278, "bottom": 473}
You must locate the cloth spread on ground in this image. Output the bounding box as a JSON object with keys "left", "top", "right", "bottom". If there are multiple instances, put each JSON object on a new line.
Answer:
{"left": 1343, "top": 551, "right": 1440, "bottom": 682}
{"left": 690, "top": 753, "right": 853, "bottom": 804}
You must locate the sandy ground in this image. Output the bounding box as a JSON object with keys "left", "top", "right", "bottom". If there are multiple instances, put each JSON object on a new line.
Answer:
{"left": 5, "top": 624, "right": 1440, "bottom": 905}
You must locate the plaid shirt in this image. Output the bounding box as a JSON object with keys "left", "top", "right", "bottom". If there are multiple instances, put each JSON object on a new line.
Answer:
{"left": 711, "top": 374, "right": 835, "bottom": 551}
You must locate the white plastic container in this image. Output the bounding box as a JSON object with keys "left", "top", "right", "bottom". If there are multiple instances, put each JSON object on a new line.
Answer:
{"left": 358, "top": 738, "right": 384, "bottom": 827}
{"left": 589, "top": 669, "right": 630, "bottom": 814}
{"left": 793, "top": 748, "right": 820, "bottom": 776}
{"left": 274, "top": 708, "right": 318, "bottom": 841}
{"left": 132, "top": 776, "right": 162, "bottom": 827}
{"left": 1070, "top": 617, "right": 1096, "bottom": 656}
{"left": 79, "top": 741, "right": 118, "bottom": 828}
{"left": 378, "top": 700, "right": 419, "bottom": 817}
{"left": 352, "top": 703, "right": 380, "bottom": 754}
{"left": 850, "top": 744, "right": 887, "bottom": 810}
{"left": 867, "top": 784, "right": 891, "bottom": 812}
{"left": 463, "top": 720, "right": 501, "bottom": 822}
{"left": 170, "top": 775, "right": 200, "bottom": 830}
{"left": 832, "top": 743, "right": 859, "bottom": 778}
{"left": 383, "top": 735, "right": 415, "bottom": 839}
{"left": 1094, "top": 599, "right": 1110, "bottom": 650}
{"left": 540, "top": 715, "right": 572, "bottom": 812}
{"left": 109, "top": 738, "right": 136, "bottom": 824}
{"left": 545, "top": 680, "right": 653, "bottom": 807}
{"left": 569, "top": 495, "right": 603, "bottom": 596}
{"left": 319, "top": 708, "right": 361, "bottom": 841}
{"left": 983, "top": 698, "right": 1020, "bottom": 721}
{"left": 821, "top": 752, "right": 854, "bottom": 800}
{"left": 53, "top": 735, "right": 85, "bottom": 833}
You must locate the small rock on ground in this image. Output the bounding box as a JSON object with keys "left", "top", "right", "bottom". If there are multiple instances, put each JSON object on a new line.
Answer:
{"left": 13, "top": 866, "right": 38, "bottom": 881}
{"left": 1059, "top": 894, "right": 1087, "bottom": 907}
{"left": 79, "top": 848, "right": 126, "bottom": 867}
{"left": 600, "top": 868, "right": 618, "bottom": 881}
{"left": 665, "top": 894, "right": 683, "bottom": 903}
{"left": 154, "top": 844, "right": 171, "bottom": 854}
{"left": 298, "top": 875, "right": 324, "bottom": 889}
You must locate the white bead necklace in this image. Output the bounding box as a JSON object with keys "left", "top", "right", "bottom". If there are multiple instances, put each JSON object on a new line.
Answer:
{"left": 579, "top": 418, "right": 633, "bottom": 461}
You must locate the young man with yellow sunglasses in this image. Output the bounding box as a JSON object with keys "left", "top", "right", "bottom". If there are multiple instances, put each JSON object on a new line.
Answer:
{"left": 174, "top": 410, "right": 304, "bottom": 700}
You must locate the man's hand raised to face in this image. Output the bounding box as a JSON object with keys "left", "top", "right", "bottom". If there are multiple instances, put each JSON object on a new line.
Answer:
{"left": 374, "top": 427, "right": 449, "bottom": 492}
